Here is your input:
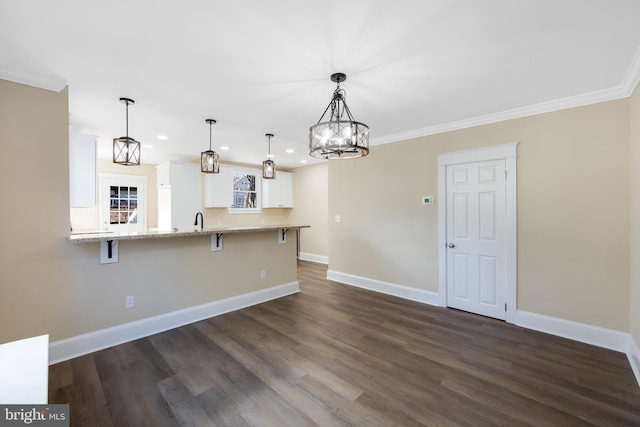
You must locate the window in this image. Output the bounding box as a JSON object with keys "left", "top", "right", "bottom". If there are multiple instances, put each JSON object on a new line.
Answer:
{"left": 109, "top": 185, "right": 138, "bottom": 225}
{"left": 99, "top": 174, "right": 147, "bottom": 231}
{"left": 229, "top": 168, "right": 261, "bottom": 213}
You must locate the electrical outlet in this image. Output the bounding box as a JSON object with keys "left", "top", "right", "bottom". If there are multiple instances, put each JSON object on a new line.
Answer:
{"left": 260, "top": 270, "right": 266, "bottom": 279}
{"left": 125, "top": 295, "right": 134, "bottom": 308}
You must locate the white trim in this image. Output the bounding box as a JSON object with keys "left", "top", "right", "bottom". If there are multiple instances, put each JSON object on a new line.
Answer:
{"left": 0, "top": 67, "right": 68, "bottom": 92}
{"left": 628, "top": 336, "right": 640, "bottom": 388}
{"left": 326, "top": 270, "right": 440, "bottom": 306}
{"left": 298, "top": 252, "right": 328, "bottom": 264}
{"left": 621, "top": 43, "right": 640, "bottom": 97}
{"left": 370, "top": 62, "right": 640, "bottom": 149}
{"left": 437, "top": 143, "right": 518, "bottom": 323}
{"left": 49, "top": 281, "right": 299, "bottom": 365}
{"left": 515, "top": 310, "right": 629, "bottom": 352}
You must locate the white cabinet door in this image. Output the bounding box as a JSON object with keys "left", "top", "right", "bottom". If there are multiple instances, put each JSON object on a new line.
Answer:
{"left": 69, "top": 133, "right": 97, "bottom": 207}
{"left": 204, "top": 166, "right": 233, "bottom": 208}
{"left": 262, "top": 171, "right": 293, "bottom": 208}
{"left": 279, "top": 172, "right": 293, "bottom": 208}
{"left": 157, "top": 162, "right": 201, "bottom": 230}
{"left": 156, "top": 162, "right": 171, "bottom": 187}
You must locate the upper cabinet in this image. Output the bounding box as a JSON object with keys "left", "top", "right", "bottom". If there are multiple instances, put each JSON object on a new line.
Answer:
{"left": 156, "top": 161, "right": 171, "bottom": 187}
{"left": 69, "top": 133, "right": 97, "bottom": 208}
{"left": 262, "top": 171, "right": 293, "bottom": 208}
{"left": 204, "top": 166, "right": 233, "bottom": 208}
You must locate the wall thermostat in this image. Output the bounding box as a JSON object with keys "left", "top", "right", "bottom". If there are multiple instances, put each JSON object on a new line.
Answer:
{"left": 422, "top": 196, "right": 433, "bottom": 205}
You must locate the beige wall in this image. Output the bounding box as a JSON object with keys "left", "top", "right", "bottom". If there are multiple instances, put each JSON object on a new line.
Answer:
{"left": 329, "top": 100, "right": 630, "bottom": 332}
{"left": 0, "top": 79, "right": 297, "bottom": 344}
{"left": 289, "top": 162, "right": 328, "bottom": 258}
{"left": 631, "top": 84, "right": 640, "bottom": 347}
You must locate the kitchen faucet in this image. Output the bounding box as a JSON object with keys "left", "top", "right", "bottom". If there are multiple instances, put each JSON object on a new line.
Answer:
{"left": 194, "top": 212, "right": 203, "bottom": 230}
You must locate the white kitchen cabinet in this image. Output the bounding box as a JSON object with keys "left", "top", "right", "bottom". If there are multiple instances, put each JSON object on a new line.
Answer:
{"left": 157, "top": 162, "right": 201, "bottom": 231}
{"left": 69, "top": 133, "right": 97, "bottom": 207}
{"left": 204, "top": 166, "right": 233, "bottom": 208}
{"left": 262, "top": 171, "right": 293, "bottom": 208}
{"left": 156, "top": 161, "right": 171, "bottom": 187}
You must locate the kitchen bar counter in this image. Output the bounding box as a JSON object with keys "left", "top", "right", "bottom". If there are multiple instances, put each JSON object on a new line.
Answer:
{"left": 69, "top": 224, "right": 310, "bottom": 243}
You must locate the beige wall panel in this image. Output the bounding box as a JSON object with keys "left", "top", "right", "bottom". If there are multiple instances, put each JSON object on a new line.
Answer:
{"left": 289, "top": 162, "right": 328, "bottom": 258}
{"left": 630, "top": 84, "right": 640, "bottom": 346}
{"left": 329, "top": 100, "right": 630, "bottom": 331}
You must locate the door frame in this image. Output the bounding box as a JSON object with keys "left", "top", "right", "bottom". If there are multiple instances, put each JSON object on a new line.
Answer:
{"left": 437, "top": 142, "right": 518, "bottom": 323}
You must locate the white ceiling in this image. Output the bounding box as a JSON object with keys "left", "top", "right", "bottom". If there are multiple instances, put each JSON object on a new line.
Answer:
{"left": 2, "top": 0, "right": 640, "bottom": 169}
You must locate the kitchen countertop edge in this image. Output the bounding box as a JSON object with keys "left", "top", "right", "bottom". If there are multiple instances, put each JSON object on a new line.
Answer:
{"left": 68, "top": 225, "right": 310, "bottom": 243}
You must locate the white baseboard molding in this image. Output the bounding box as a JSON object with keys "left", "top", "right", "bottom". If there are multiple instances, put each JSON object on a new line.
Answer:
{"left": 298, "top": 252, "right": 328, "bottom": 264}
{"left": 49, "top": 282, "right": 299, "bottom": 365}
{"left": 628, "top": 336, "right": 640, "bottom": 388}
{"left": 515, "top": 310, "right": 630, "bottom": 352}
{"left": 326, "top": 270, "right": 440, "bottom": 306}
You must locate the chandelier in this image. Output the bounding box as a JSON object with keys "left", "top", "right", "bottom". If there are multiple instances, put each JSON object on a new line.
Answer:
{"left": 113, "top": 97, "right": 141, "bottom": 165}
{"left": 309, "top": 73, "right": 369, "bottom": 159}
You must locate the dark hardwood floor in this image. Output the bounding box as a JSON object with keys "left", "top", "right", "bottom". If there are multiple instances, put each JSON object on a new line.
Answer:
{"left": 49, "top": 261, "right": 640, "bottom": 426}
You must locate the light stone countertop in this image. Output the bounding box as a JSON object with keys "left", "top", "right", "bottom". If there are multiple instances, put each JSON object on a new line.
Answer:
{"left": 68, "top": 225, "right": 310, "bottom": 243}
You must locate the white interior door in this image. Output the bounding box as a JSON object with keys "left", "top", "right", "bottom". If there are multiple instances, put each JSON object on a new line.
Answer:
{"left": 446, "top": 160, "right": 506, "bottom": 320}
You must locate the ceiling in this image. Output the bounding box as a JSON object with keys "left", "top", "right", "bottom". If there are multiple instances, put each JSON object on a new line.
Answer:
{"left": 2, "top": 0, "right": 640, "bottom": 169}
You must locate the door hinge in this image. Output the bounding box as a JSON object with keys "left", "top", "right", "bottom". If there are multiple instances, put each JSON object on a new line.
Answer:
{"left": 504, "top": 303, "right": 507, "bottom": 311}
{"left": 505, "top": 170, "right": 508, "bottom": 179}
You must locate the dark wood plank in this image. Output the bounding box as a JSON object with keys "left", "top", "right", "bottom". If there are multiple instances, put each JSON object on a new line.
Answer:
{"left": 48, "top": 260, "right": 640, "bottom": 426}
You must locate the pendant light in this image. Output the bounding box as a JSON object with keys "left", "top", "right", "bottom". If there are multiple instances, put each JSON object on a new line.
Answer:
{"left": 201, "top": 119, "right": 220, "bottom": 173}
{"left": 262, "top": 133, "right": 276, "bottom": 179}
{"left": 113, "top": 97, "right": 141, "bottom": 165}
{"left": 309, "top": 73, "right": 369, "bottom": 160}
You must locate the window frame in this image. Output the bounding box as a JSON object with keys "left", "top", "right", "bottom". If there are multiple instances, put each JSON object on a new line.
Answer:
{"left": 228, "top": 167, "right": 262, "bottom": 214}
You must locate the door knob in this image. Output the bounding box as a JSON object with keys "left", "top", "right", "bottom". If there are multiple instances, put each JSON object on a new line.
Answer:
{"left": 448, "top": 243, "right": 455, "bottom": 248}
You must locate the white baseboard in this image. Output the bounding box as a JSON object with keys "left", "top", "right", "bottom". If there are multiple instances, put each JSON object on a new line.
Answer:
{"left": 49, "top": 282, "right": 299, "bottom": 365}
{"left": 298, "top": 252, "right": 328, "bottom": 264}
{"left": 515, "top": 310, "right": 630, "bottom": 352}
{"left": 628, "top": 336, "right": 640, "bottom": 388}
{"left": 326, "top": 270, "right": 440, "bottom": 306}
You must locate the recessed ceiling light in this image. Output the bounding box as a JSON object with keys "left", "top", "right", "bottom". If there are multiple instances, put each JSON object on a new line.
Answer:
{"left": 220, "top": 146, "right": 229, "bottom": 150}
{"left": 143, "top": 144, "right": 154, "bottom": 149}
{"left": 300, "top": 160, "right": 307, "bottom": 164}
{"left": 286, "top": 149, "right": 294, "bottom": 153}
{"left": 157, "top": 135, "right": 168, "bottom": 140}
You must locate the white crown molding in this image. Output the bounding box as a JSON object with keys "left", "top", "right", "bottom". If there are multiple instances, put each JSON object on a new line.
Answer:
{"left": 326, "top": 270, "right": 440, "bottom": 306}
{"left": 0, "top": 67, "right": 67, "bottom": 92}
{"left": 621, "top": 44, "right": 640, "bottom": 96}
{"left": 48, "top": 281, "right": 299, "bottom": 365}
{"left": 371, "top": 46, "right": 640, "bottom": 147}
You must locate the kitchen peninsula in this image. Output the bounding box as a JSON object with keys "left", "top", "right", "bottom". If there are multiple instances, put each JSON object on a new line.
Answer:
{"left": 54, "top": 224, "right": 310, "bottom": 364}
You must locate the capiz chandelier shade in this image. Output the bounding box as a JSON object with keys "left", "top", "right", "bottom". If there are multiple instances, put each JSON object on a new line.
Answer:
{"left": 113, "top": 97, "right": 141, "bottom": 165}
{"left": 262, "top": 133, "right": 276, "bottom": 179}
{"left": 309, "top": 73, "right": 369, "bottom": 160}
{"left": 201, "top": 119, "right": 220, "bottom": 173}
